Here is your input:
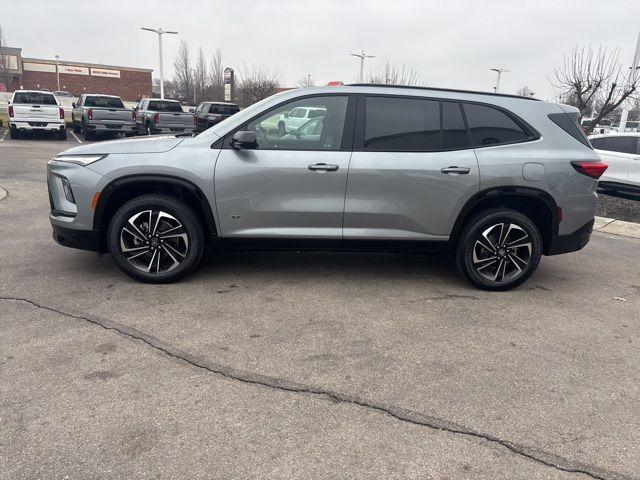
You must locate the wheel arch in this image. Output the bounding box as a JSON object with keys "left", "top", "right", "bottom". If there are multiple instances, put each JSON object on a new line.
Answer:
{"left": 451, "top": 186, "right": 559, "bottom": 255}
{"left": 93, "top": 175, "right": 217, "bottom": 252}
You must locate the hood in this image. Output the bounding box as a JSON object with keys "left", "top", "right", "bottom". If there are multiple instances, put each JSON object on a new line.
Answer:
{"left": 61, "top": 135, "right": 186, "bottom": 155}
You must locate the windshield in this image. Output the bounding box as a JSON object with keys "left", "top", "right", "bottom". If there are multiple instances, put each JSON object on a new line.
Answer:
{"left": 148, "top": 100, "right": 183, "bottom": 112}
{"left": 84, "top": 96, "right": 125, "bottom": 108}
{"left": 13, "top": 92, "right": 57, "bottom": 105}
{"left": 210, "top": 104, "right": 239, "bottom": 115}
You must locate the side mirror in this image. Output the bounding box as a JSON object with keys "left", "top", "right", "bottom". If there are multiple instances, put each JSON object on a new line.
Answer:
{"left": 231, "top": 130, "right": 257, "bottom": 149}
{"left": 72, "top": 102, "right": 76, "bottom": 108}
{"left": 189, "top": 108, "right": 195, "bottom": 113}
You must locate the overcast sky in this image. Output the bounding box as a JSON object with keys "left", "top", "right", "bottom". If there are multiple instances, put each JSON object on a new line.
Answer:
{"left": 4, "top": 0, "right": 640, "bottom": 100}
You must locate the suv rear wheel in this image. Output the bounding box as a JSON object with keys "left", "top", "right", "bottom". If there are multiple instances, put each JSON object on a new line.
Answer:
{"left": 456, "top": 208, "right": 542, "bottom": 291}
{"left": 107, "top": 194, "right": 205, "bottom": 283}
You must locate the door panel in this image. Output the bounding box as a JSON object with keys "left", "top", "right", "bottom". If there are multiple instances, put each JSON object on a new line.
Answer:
{"left": 629, "top": 153, "right": 640, "bottom": 187}
{"left": 597, "top": 150, "right": 631, "bottom": 183}
{"left": 344, "top": 149, "right": 479, "bottom": 240}
{"left": 214, "top": 150, "right": 351, "bottom": 237}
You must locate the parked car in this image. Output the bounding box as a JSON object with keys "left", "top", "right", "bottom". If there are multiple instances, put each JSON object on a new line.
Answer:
{"left": 610, "top": 120, "right": 639, "bottom": 133}
{"left": 53, "top": 91, "right": 76, "bottom": 99}
{"left": 7, "top": 90, "right": 66, "bottom": 140}
{"left": 194, "top": 101, "right": 240, "bottom": 133}
{"left": 589, "top": 133, "right": 640, "bottom": 192}
{"left": 47, "top": 85, "right": 606, "bottom": 290}
{"left": 276, "top": 105, "right": 326, "bottom": 135}
{"left": 71, "top": 94, "right": 136, "bottom": 140}
{"left": 581, "top": 118, "right": 613, "bottom": 135}
{"left": 134, "top": 98, "right": 195, "bottom": 135}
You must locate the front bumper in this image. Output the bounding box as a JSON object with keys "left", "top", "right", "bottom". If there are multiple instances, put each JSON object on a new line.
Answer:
{"left": 51, "top": 224, "right": 101, "bottom": 252}
{"left": 546, "top": 219, "right": 594, "bottom": 256}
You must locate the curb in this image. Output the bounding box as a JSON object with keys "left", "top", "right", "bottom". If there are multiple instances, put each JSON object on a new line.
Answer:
{"left": 594, "top": 216, "right": 640, "bottom": 239}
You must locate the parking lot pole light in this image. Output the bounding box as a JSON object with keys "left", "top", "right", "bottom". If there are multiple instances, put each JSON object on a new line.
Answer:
{"left": 142, "top": 27, "right": 178, "bottom": 99}
{"left": 490, "top": 68, "right": 509, "bottom": 93}
{"left": 350, "top": 50, "right": 375, "bottom": 83}
{"left": 55, "top": 55, "right": 60, "bottom": 91}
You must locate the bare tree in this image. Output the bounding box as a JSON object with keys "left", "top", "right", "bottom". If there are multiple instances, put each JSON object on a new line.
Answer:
{"left": 297, "top": 74, "right": 315, "bottom": 88}
{"left": 0, "top": 25, "right": 14, "bottom": 91}
{"left": 516, "top": 86, "right": 535, "bottom": 98}
{"left": 367, "top": 61, "right": 424, "bottom": 86}
{"left": 553, "top": 45, "right": 639, "bottom": 134}
{"left": 236, "top": 65, "right": 281, "bottom": 107}
{"left": 194, "top": 47, "right": 207, "bottom": 104}
{"left": 206, "top": 48, "right": 224, "bottom": 101}
{"left": 173, "top": 40, "right": 193, "bottom": 104}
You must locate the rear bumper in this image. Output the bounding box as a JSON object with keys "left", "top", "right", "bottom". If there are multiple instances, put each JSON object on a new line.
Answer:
{"left": 86, "top": 123, "right": 136, "bottom": 133}
{"left": 10, "top": 120, "right": 65, "bottom": 131}
{"left": 152, "top": 125, "right": 196, "bottom": 134}
{"left": 51, "top": 224, "right": 102, "bottom": 252}
{"left": 546, "top": 219, "right": 594, "bottom": 256}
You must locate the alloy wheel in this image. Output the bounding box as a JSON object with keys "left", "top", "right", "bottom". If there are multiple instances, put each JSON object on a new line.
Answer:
{"left": 119, "top": 210, "right": 189, "bottom": 274}
{"left": 472, "top": 222, "right": 532, "bottom": 283}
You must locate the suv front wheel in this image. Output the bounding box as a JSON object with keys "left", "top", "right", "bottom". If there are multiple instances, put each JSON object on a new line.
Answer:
{"left": 107, "top": 194, "right": 205, "bottom": 283}
{"left": 456, "top": 208, "right": 542, "bottom": 291}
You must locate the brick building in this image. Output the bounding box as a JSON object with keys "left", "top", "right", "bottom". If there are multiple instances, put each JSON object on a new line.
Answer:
{"left": 1, "top": 46, "right": 152, "bottom": 101}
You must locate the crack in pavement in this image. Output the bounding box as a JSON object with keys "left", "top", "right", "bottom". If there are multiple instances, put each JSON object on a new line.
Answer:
{"left": 1, "top": 295, "right": 629, "bottom": 480}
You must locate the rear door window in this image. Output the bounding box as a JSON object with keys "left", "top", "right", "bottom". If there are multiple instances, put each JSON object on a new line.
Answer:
{"left": 442, "top": 101, "right": 469, "bottom": 149}
{"left": 600, "top": 136, "right": 637, "bottom": 154}
{"left": 463, "top": 103, "right": 530, "bottom": 147}
{"left": 364, "top": 96, "right": 440, "bottom": 151}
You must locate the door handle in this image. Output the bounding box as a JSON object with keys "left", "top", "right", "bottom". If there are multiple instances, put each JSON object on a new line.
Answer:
{"left": 441, "top": 166, "right": 471, "bottom": 175}
{"left": 308, "top": 163, "right": 339, "bottom": 172}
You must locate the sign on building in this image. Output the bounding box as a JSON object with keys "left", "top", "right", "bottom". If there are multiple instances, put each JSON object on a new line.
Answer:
{"left": 91, "top": 67, "right": 121, "bottom": 78}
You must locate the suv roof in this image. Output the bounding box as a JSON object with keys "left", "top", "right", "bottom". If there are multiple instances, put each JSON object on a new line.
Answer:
{"left": 348, "top": 83, "right": 540, "bottom": 101}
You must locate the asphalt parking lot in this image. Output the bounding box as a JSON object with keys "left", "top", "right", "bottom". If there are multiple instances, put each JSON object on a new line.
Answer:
{"left": 1, "top": 132, "right": 640, "bottom": 479}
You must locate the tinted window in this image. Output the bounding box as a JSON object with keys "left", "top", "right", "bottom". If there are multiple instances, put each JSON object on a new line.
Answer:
{"left": 289, "top": 108, "right": 306, "bottom": 118}
{"left": 148, "top": 100, "right": 183, "bottom": 112}
{"left": 210, "top": 104, "right": 239, "bottom": 115}
{"left": 600, "top": 136, "right": 637, "bottom": 154}
{"left": 590, "top": 137, "right": 606, "bottom": 149}
{"left": 365, "top": 96, "right": 440, "bottom": 151}
{"left": 308, "top": 109, "right": 326, "bottom": 118}
{"left": 548, "top": 112, "right": 591, "bottom": 148}
{"left": 13, "top": 92, "right": 57, "bottom": 105}
{"left": 442, "top": 102, "right": 468, "bottom": 149}
{"left": 246, "top": 95, "right": 348, "bottom": 151}
{"left": 83, "top": 96, "right": 125, "bottom": 108}
{"left": 463, "top": 103, "right": 529, "bottom": 146}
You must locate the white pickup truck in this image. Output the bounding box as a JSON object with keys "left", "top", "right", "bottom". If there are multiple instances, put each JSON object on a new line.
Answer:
{"left": 8, "top": 90, "right": 67, "bottom": 140}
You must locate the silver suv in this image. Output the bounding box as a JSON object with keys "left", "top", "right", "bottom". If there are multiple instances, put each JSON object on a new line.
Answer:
{"left": 47, "top": 85, "right": 607, "bottom": 290}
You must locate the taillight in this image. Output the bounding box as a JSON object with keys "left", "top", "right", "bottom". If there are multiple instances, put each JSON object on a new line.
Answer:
{"left": 193, "top": 115, "right": 197, "bottom": 125}
{"left": 571, "top": 161, "right": 608, "bottom": 179}
{"left": 87, "top": 109, "right": 93, "bottom": 120}
{"left": 59, "top": 107, "right": 64, "bottom": 120}
{"left": 153, "top": 113, "right": 159, "bottom": 123}
{"left": 8, "top": 105, "right": 13, "bottom": 117}
{"left": 132, "top": 111, "right": 136, "bottom": 122}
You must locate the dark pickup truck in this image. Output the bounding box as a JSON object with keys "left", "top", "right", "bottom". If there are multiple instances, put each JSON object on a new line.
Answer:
{"left": 194, "top": 101, "right": 240, "bottom": 133}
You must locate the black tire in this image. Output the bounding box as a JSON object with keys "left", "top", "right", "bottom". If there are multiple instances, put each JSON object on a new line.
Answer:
{"left": 9, "top": 127, "right": 19, "bottom": 139}
{"left": 73, "top": 120, "right": 81, "bottom": 134}
{"left": 58, "top": 129, "right": 67, "bottom": 140}
{"left": 107, "top": 194, "right": 205, "bottom": 283}
{"left": 145, "top": 122, "right": 152, "bottom": 135}
{"left": 455, "top": 208, "right": 542, "bottom": 291}
{"left": 82, "top": 122, "right": 93, "bottom": 140}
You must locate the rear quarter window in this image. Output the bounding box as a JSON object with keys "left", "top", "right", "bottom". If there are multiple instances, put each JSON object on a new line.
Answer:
{"left": 463, "top": 103, "right": 530, "bottom": 147}
{"left": 548, "top": 112, "right": 592, "bottom": 148}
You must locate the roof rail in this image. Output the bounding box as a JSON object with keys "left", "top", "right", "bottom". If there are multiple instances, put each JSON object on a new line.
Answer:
{"left": 347, "top": 83, "right": 540, "bottom": 101}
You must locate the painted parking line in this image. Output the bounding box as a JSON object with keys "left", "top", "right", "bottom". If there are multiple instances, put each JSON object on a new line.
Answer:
{"left": 0, "top": 130, "right": 7, "bottom": 142}
{"left": 70, "top": 131, "right": 83, "bottom": 144}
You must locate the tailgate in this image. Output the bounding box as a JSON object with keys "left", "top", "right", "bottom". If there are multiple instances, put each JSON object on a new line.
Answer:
{"left": 91, "top": 108, "right": 132, "bottom": 124}
{"left": 159, "top": 112, "right": 194, "bottom": 127}
{"left": 13, "top": 105, "right": 60, "bottom": 120}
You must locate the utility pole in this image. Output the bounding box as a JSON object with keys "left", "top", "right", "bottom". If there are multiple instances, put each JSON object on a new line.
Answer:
{"left": 618, "top": 31, "right": 640, "bottom": 132}
{"left": 350, "top": 50, "right": 375, "bottom": 83}
{"left": 307, "top": 74, "right": 311, "bottom": 86}
{"left": 54, "top": 55, "right": 60, "bottom": 91}
{"left": 141, "top": 27, "right": 178, "bottom": 99}
{"left": 490, "top": 67, "right": 509, "bottom": 93}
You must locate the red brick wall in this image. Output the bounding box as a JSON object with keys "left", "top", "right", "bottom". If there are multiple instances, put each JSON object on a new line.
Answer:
{"left": 10, "top": 69, "right": 152, "bottom": 101}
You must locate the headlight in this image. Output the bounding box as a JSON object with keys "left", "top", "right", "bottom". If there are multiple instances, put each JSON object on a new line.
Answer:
{"left": 51, "top": 154, "right": 108, "bottom": 165}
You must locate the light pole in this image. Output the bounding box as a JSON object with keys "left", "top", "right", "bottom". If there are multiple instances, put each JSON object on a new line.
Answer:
{"left": 54, "top": 55, "right": 60, "bottom": 91}
{"left": 141, "top": 27, "right": 178, "bottom": 99}
{"left": 350, "top": 50, "right": 375, "bottom": 83}
{"left": 490, "top": 68, "right": 509, "bottom": 93}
